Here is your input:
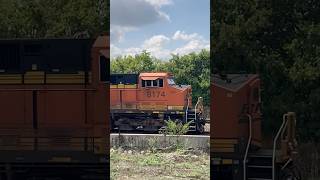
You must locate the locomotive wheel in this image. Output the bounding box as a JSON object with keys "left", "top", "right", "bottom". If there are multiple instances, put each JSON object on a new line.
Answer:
{"left": 280, "top": 163, "right": 302, "bottom": 180}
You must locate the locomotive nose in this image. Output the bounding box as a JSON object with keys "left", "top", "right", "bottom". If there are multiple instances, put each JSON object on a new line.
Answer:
{"left": 188, "top": 86, "right": 192, "bottom": 95}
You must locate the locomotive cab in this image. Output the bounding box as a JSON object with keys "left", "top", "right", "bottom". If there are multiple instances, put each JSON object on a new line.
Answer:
{"left": 138, "top": 72, "right": 192, "bottom": 111}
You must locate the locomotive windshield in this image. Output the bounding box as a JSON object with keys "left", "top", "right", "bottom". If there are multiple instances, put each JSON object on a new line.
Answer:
{"left": 167, "top": 78, "right": 176, "bottom": 86}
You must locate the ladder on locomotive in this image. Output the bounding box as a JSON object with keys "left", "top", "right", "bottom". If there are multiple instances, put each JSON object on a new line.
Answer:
{"left": 185, "top": 97, "right": 204, "bottom": 133}
{"left": 243, "top": 112, "right": 299, "bottom": 180}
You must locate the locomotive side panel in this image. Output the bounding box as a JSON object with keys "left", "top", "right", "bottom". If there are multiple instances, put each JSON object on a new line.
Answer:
{"left": 111, "top": 88, "right": 138, "bottom": 110}
{"left": 212, "top": 85, "right": 240, "bottom": 139}
{"left": 110, "top": 88, "right": 121, "bottom": 109}
{"left": 0, "top": 91, "right": 32, "bottom": 128}
{"left": 110, "top": 74, "right": 139, "bottom": 110}
{"left": 121, "top": 88, "right": 137, "bottom": 109}
{"left": 137, "top": 88, "right": 167, "bottom": 111}
{"left": 166, "top": 87, "right": 190, "bottom": 110}
{"left": 37, "top": 91, "right": 86, "bottom": 128}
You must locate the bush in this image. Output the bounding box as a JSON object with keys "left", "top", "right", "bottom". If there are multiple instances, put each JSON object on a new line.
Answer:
{"left": 160, "top": 119, "right": 192, "bottom": 135}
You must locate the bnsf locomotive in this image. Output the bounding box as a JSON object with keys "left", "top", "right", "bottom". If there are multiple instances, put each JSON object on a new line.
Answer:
{"left": 110, "top": 72, "right": 206, "bottom": 133}
{"left": 0, "top": 35, "right": 109, "bottom": 179}
{"left": 211, "top": 74, "right": 300, "bottom": 180}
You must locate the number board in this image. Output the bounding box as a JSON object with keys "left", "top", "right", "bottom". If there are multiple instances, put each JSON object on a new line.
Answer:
{"left": 145, "top": 91, "right": 166, "bottom": 98}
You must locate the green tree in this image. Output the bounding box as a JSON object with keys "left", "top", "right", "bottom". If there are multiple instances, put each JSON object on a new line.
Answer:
{"left": 0, "top": 0, "right": 108, "bottom": 38}
{"left": 111, "top": 51, "right": 161, "bottom": 73}
{"left": 211, "top": 0, "right": 320, "bottom": 141}
{"left": 111, "top": 50, "right": 210, "bottom": 106}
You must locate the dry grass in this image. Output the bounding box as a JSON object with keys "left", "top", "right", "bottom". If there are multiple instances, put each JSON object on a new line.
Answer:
{"left": 110, "top": 148, "right": 210, "bottom": 180}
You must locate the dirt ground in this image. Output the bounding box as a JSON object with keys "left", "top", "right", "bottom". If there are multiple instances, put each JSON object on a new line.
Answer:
{"left": 110, "top": 148, "right": 210, "bottom": 180}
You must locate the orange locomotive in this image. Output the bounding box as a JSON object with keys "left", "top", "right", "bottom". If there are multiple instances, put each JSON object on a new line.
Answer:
{"left": 0, "top": 35, "right": 109, "bottom": 179}
{"left": 110, "top": 72, "right": 205, "bottom": 133}
{"left": 211, "top": 74, "right": 300, "bottom": 180}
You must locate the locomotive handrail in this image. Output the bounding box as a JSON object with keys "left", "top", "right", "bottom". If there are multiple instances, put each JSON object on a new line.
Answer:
{"left": 272, "top": 113, "right": 289, "bottom": 180}
{"left": 185, "top": 97, "right": 190, "bottom": 123}
{"left": 243, "top": 114, "right": 252, "bottom": 180}
{"left": 194, "top": 98, "right": 200, "bottom": 123}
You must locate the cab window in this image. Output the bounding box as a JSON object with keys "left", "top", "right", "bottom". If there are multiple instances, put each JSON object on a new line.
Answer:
{"left": 159, "top": 79, "right": 163, "bottom": 87}
{"left": 153, "top": 80, "right": 158, "bottom": 86}
{"left": 141, "top": 78, "right": 164, "bottom": 87}
{"left": 146, "top": 80, "right": 152, "bottom": 86}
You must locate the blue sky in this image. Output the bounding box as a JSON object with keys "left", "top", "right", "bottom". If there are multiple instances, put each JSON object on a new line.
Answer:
{"left": 110, "top": 0, "right": 210, "bottom": 60}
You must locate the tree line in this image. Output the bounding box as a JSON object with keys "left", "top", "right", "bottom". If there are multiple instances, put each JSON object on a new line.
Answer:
{"left": 0, "top": 0, "right": 108, "bottom": 38}
{"left": 111, "top": 50, "right": 210, "bottom": 106}
{"left": 211, "top": 0, "right": 320, "bottom": 141}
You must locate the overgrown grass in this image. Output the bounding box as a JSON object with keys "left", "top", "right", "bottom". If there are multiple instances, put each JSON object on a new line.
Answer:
{"left": 110, "top": 148, "right": 210, "bottom": 180}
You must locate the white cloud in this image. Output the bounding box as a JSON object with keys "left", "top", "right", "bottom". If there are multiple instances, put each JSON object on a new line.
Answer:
{"left": 111, "top": 31, "right": 210, "bottom": 60}
{"left": 142, "top": 35, "right": 170, "bottom": 49}
{"left": 111, "top": 35, "right": 171, "bottom": 59}
{"left": 172, "top": 30, "right": 202, "bottom": 41}
{"left": 172, "top": 30, "right": 210, "bottom": 55}
{"left": 142, "top": 35, "right": 171, "bottom": 59}
{"left": 173, "top": 39, "right": 209, "bottom": 55}
{"left": 145, "top": 0, "right": 173, "bottom": 7}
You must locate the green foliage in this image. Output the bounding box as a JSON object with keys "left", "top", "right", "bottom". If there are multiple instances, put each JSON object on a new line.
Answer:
{"left": 111, "top": 51, "right": 160, "bottom": 73}
{"left": 161, "top": 119, "right": 192, "bottom": 136}
{"left": 111, "top": 50, "right": 210, "bottom": 105}
{"left": 0, "top": 0, "right": 108, "bottom": 38}
{"left": 166, "top": 50, "right": 210, "bottom": 105}
{"left": 212, "top": 0, "right": 320, "bottom": 141}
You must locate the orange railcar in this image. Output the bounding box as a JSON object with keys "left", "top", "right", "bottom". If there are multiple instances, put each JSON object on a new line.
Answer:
{"left": 110, "top": 72, "right": 205, "bottom": 133}
{"left": 0, "top": 35, "right": 109, "bottom": 179}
